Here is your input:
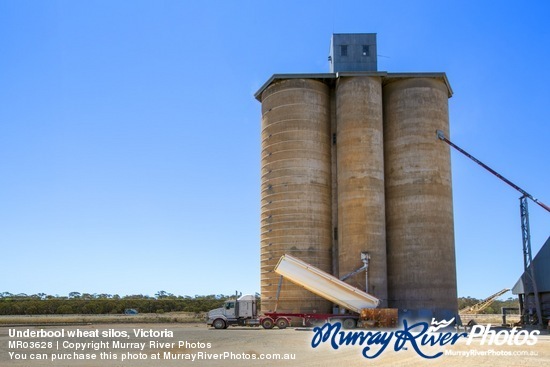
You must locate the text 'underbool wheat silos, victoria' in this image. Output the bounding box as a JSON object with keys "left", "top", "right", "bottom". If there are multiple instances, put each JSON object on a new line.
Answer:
{"left": 255, "top": 33, "right": 458, "bottom": 319}
{"left": 259, "top": 79, "right": 333, "bottom": 313}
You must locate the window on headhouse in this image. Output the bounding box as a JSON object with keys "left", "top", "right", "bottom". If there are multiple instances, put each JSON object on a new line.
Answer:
{"left": 362, "top": 45, "right": 370, "bottom": 56}
{"left": 340, "top": 45, "right": 348, "bottom": 56}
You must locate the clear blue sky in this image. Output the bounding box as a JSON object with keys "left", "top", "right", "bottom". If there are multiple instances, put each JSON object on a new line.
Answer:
{"left": 1, "top": 0, "right": 548, "bottom": 300}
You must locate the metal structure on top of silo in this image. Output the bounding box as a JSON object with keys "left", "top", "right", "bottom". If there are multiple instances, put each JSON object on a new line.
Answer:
{"left": 255, "top": 33, "right": 458, "bottom": 320}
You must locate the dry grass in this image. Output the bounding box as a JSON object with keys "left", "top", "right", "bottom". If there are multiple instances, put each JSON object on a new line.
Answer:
{"left": 459, "top": 313, "right": 521, "bottom": 326}
{"left": 0, "top": 312, "right": 522, "bottom": 327}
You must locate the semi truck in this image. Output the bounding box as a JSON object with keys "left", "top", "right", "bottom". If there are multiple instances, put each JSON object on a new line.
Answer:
{"left": 206, "top": 254, "right": 397, "bottom": 329}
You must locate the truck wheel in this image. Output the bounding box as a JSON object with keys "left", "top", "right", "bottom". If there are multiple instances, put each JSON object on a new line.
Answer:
{"left": 213, "top": 319, "right": 226, "bottom": 330}
{"left": 276, "top": 318, "right": 289, "bottom": 329}
{"left": 343, "top": 318, "right": 356, "bottom": 329}
{"left": 261, "top": 318, "right": 274, "bottom": 329}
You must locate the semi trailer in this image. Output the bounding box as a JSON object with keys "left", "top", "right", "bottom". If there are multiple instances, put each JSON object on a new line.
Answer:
{"left": 206, "top": 254, "right": 397, "bottom": 329}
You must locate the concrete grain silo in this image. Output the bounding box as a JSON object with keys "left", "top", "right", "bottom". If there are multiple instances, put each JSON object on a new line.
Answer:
{"left": 259, "top": 78, "right": 333, "bottom": 313}
{"left": 383, "top": 76, "right": 457, "bottom": 319}
{"left": 335, "top": 76, "right": 388, "bottom": 306}
{"left": 255, "top": 34, "right": 458, "bottom": 320}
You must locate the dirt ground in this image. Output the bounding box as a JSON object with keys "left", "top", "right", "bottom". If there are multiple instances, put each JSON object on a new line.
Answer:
{"left": 1, "top": 323, "right": 548, "bottom": 366}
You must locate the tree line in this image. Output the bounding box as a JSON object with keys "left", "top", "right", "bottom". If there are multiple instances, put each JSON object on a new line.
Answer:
{"left": 0, "top": 292, "right": 244, "bottom": 315}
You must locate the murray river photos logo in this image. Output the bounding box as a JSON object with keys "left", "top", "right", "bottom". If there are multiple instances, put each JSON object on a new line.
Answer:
{"left": 310, "top": 318, "right": 540, "bottom": 359}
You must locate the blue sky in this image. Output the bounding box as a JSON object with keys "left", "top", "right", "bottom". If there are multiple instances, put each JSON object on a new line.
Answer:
{"left": 1, "top": 0, "right": 548, "bottom": 300}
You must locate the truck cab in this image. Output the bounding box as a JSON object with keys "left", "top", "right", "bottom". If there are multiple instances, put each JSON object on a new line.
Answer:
{"left": 207, "top": 295, "right": 259, "bottom": 329}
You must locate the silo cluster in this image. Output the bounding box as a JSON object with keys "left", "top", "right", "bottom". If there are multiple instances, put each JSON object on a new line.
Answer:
{"left": 256, "top": 34, "right": 458, "bottom": 319}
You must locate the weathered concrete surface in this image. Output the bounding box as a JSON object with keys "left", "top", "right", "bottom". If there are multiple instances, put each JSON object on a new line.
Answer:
{"left": 383, "top": 77, "right": 457, "bottom": 315}
{"left": 335, "top": 76, "right": 388, "bottom": 306}
{"left": 257, "top": 73, "right": 457, "bottom": 318}
{"left": 259, "top": 79, "right": 332, "bottom": 314}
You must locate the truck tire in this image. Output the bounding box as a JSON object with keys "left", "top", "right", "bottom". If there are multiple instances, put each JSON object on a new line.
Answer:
{"left": 213, "top": 319, "right": 226, "bottom": 330}
{"left": 276, "top": 318, "right": 289, "bottom": 329}
{"left": 261, "top": 318, "right": 274, "bottom": 329}
{"left": 343, "top": 318, "right": 356, "bottom": 329}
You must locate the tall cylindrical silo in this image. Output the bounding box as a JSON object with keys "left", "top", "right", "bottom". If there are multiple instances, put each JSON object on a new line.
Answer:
{"left": 259, "top": 78, "right": 333, "bottom": 314}
{"left": 336, "top": 76, "right": 388, "bottom": 306}
{"left": 383, "top": 77, "right": 457, "bottom": 318}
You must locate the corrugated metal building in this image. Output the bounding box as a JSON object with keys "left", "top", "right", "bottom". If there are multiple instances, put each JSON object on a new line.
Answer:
{"left": 512, "top": 236, "right": 550, "bottom": 324}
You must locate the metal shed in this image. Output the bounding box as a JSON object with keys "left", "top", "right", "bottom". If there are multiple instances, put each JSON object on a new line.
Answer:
{"left": 512, "top": 236, "right": 550, "bottom": 325}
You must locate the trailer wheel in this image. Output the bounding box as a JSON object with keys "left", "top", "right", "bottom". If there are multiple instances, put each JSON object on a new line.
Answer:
{"left": 343, "top": 318, "right": 356, "bottom": 329}
{"left": 330, "top": 318, "right": 343, "bottom": 326}
{"left": 261, "top": 318, "right": 274, "bottom": 329}
{"left": 276, "top": 318, "right": 289, "bottom": 329}
{"left": 213, "top": 319, "right": 226, "bottom": 330}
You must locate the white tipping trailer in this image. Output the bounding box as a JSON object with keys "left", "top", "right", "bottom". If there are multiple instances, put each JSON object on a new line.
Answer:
{"left": 207, "top": 254, "right": 396, "bottom": 329}
{"left": 274, "top": 254, "right": 380, "bottom": 313}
